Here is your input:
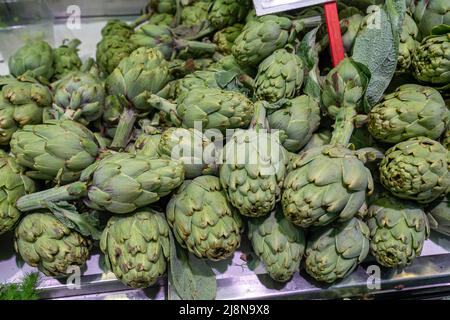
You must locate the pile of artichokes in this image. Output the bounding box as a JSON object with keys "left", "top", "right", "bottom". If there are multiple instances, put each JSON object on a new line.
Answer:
{"left": 0, "top": 0, "right": 448, "bottom": 297}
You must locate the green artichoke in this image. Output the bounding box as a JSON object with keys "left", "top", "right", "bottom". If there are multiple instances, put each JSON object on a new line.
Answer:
{"left": 96, "top": 35, "right": 137, "bottom": 75}
{"left": 53, "top": 39, "right": 82, "bottom": 81}
{"left": 367, "top": 196, "right": 429, "bottom": 268}
{"left": 413, "top": 0, "right": 450, "bottom": 37}
{"left": 14, "top": 213, "right": 91, "bottom": 276}
{"left": 149, "top": 88, "right": 254, "bottom": 134}
{"left": 368, "top": 84, "right": 449, "bottom": 143}
{"left": 167, "top": 175, "right": 242, "bottom": 260}
{"left": 101, "top": 19, "right": 134, "bottom": 38}
{"left": 106, "top": 47, "right": 171, "bottom": 149}
{"left": 254, "top": 47, "right": 305, "bottom": 103}
{"left": 17, "top": 153, "right": 185, "bottom": 214}
{"left": 220, "top": 103, "right": 288, "bottom": 217}
{"left": 232, "top": 15, "right": 303, "bottom": 67}
{"left": 398, "top": 14, "right": 419, "bottom": 73}
{"left": 50, "top": 71, "right": 105, "bottom": 125}
{"left": 282, "top": 145, "right": 374, "bottom": 227}
{"left": 127, "top": 127, "right": 162, "bottom": 158}
{"left": 412, "top": 28, "right": 450, "bottom": 84}
{"left": 213, "top": 24, "right": 243, "bottom": 55}
{"left": 148, "top": 13, "right": 174, "bottom": 26}
{"left": 158, "top": 127, "right": 218, "bottom": 178}
{"left": 0, "top": 76, "right": 52, "bottom": 145}
{"left": 10, "top": 119, "right": 100, "bottom": 184}
{"left": 147, "top": 0, "right": 176, "bottom": 14}
{"left": 8, "top": 40, "right": 54, "bottom": 81}
{"left": 305, "top": 217, "right": 370, "bottom": 283}
{"left": 100, "top": 208, "right": 170, "bottom": 288}
{"left": 181, "top": 1, "right": 211, "bottom": 26}
{"left": 427, "top": 194, "right": 450, "bottom": 236}
{"left": 267, "top": 95, "right": 321, "bottom": 152}
{"left": 209, "top": 0, "right": 250, "bottom": 29}
{"left": 380, "top": 137, "right": 449, "bottom": 203}
{"left": 0, "top": 151, "right": 36, "bottom": 235}
{"left": 248, "top": 206, "right": 305, "bottom": 282}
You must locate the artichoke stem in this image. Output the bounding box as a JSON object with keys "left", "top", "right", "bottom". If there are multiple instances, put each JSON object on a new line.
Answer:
{"left": 250, "top": 102, "right": 268, "bottom": 131}
{"left": 110, "top": 108, "right": 138, "bottom": 150}
{"left": 16, "top": 182, "right": 88, "bottom": 212}
{"left": 148, "top": 95, "right": 181, "bottom": 126}
{"left": 330, "top": 106, "right": 357, "bottom": 146}
{"left": 175, "top": 39, "right": 217, "bottom": 56}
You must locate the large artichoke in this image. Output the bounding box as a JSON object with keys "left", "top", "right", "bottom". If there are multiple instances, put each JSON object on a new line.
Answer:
{"left": 100, "top": 208, "right": 170, "bottom": 288}
{"left": 282, "top": 145, "right": 373, "bottom": 228}
{"left": 427, "top": 194, "right": 450, "bottom": 236}
{"left": 50, "top": 71, "right": 105, "bottom": 125}
{"left": 10, "top": 119, "right": 100, "bottom": 184}
{"left": 213, "top": 24, "right": 244, "bottom": 55}
{"left": 8, "top": 40, "right": 54, "bottom": 81}
{"left": 181, "top": 1, "right": 211, "bottom": 26}
{"left": 14, "top": 213, "right": 91, "bottom": 276}
{"left": 149, "top": 87, "right": 254, "bottom": 134}
{"left": 305, "top": 217, "right": 370, "bottom": 283}
{"left": 167, "top": 175, "right": 242, "bottom": 260}
{"left": 96, "top": 35, "right": 137, "bottom": 75}
{"left": 232, "top": 15, "right": 303, "bottom": 67}
{"left": 106, "top": 47, "right": 171, "bottom": 149}
{"left": 398, "top": 14, "right": 419, "bottom": 73}
{"left": 0, "top": 76, "right": 52, "bottom": 145}
{"left": 52, "top": 39, "right": 82, "bottom": 81}
{"left": 366, "top": 196, "right": 429, "bottom": 268}
{"left": 379, "top": 137, "right": 449, "bottom": 203}
{"left": 158, "top": 127, "right": 218, "bottom": 178}
{"left": 101, "top": 19, "right": 134, "bottom": 38}
{"left": 413, "top": 0, "right": 450, "bottom": 37}
{"left": 248, "top": 206, "right": 305, "bottom": 282}
{"left": 220, "top": 103, "right": 288, "bottom": 217}
{"left": 368, "top": 84, "right": 449, "bottom": 143}
{"left": 0, "top": 151, "right": 36, "bottom": 235}
{"left": 254, "top": 47, "right": 305, "bottom": 103}
{"left": 267, "top": 95, "right": 321, "bottom": 152}
{"left": 17, "top": 153, "right": 185, "bottom": 214}
{"left": 412, "top": 27, "right": 450, "bottom": 84}
{"left": 208, "top": 0, "right": 250, "bottom": 29}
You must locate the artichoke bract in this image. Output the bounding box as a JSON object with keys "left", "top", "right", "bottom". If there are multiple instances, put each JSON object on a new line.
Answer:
{"left": 397, "top": 14, "right": 419, "bottom": 73}
{"left": 412, "top": 27, "right": 450, "bottom": 84}
{"left": 167, "top": 175, "right": 242, "bottom": 261}
{"left": 127, "top": 128, "right": 162, "bottom": 158}
{"left": 368, "top": 84, "right": 449, "bottom": 143}
{"left": 379, "top": 137, "right": 449, "bottom": 203}
{"left": 305, "top": 217, "right": 370, "bottom": 283}
{"left": 427, "top": 194, "right": 450, "bottom": 236}
{"left": 100, "top": 208, "right": 170, "bottom": 288}
{"left": 51, "top": 71, "right": 105, "bottom": 125}
{"left": 232, "top": 15, "right": 303, "bottom": 67}
{"left": 213, "top": 24, "right": 244, "bottom": 55}
{"left": 367, "top": 196, "right": 429, "bottom": 268}
{"left": 158, "top": 127, "right": 218, "bottom": 178}
{"left": 106, "top": 47, "right": 171, "bottom": 149}
{"left": 413, "top": 0, "right": 450, "bottom": 37}
{"left": 149, "top": 88, "right": 254, "bottom": 134}
{"left": 220, "top": 103, "right": 288, "bottom": 217}
{"left": 282, "top": 146, "right": 373, "bottom": 228}
{"left": 209, "top": 0, "right": 250, "bottom": 30}
{"left": 248, "top": 207, "right": 305, "bottom": 282}
{"left": 10, "top": 119, "right": 100, "bottom": 184}
{"left": 0, "top": 151, "right": 36, "bottom": 235}
{"left": 267, "top": 95, "right": 321, "bottom": 152}
{"left": 0, "top": 76, "right": 52, "bottom": 145}
{"left": 17, "top": 153, "right": 185, "bottom": 214}
{"left": 14, "top": 213, "right": 91, "bottom": 276}
{"left": 254, "top": 47, "right": 305, "bottom": 103}
{"left": 8, "top": 40, "right": 54, "bottom": 81}
{"left": 52, "top": 39, "right": 82, "bottom": 81}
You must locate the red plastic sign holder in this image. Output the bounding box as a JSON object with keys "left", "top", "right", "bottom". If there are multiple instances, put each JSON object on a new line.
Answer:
{"left": 323, "top": 1, "right": 345, "bottom": 66}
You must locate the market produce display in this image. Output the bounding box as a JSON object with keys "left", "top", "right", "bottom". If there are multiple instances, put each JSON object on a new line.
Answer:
{"left": 0, "top": 0, "right": 449, "bottom": 300}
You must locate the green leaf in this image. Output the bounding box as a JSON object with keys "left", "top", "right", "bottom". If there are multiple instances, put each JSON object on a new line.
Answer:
{"left": 46, "top": 201, "right": 103, "bottom": 240}
{"left": 168, "top": 231, "right": 217, "bottom": 300}
{"left": 353, "top": 0, "right": 406, "bottom": 107}
{"left": 298, "top": 26, "right": 322, "bottom": 102}
{"left": 431, "top": 24, "right": 450, "bottom": 36}
{"left": 0, "top": 273, "right": 40, "bottom": 300}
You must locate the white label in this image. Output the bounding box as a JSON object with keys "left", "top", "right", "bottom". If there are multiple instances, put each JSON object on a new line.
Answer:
{"left": 253, "top": 0, "right": 330, "bottom": 15}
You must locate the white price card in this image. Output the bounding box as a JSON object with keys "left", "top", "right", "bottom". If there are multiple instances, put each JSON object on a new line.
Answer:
{"left": 253, "top": 0, "right": 331, "bottom": 15}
